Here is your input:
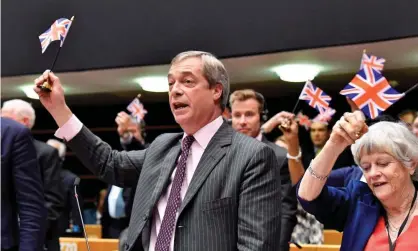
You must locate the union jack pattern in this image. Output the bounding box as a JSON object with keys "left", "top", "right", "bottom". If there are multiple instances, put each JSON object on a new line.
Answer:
{"left": 295, "top": 111, "right": 312, "bottom": 130}
{"left": 360, "top": 53, "right": 386, "bottom": 83}
{"left": 312, "top": 107, "right": 336, "bottom": 124}
{"left": 39, "top": 18, "right": 73, "bottom": 54}
{"left": 127, "top": 98, "right": 148, "bottom": 122}
{"left": 298, "top": 81, "right": 332, "bottom": 114}
{"left": 340, "top": 68, "right": 404, "bottom": 119}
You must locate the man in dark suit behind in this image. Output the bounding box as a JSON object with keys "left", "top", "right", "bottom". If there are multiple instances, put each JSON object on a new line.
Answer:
{"left": 100, "top": 184, "right": 133, "bottom": 238}
{"left": 57, "top": 168, "right": 83, "bottom": 235}
{"left": 35, "top": 51, "right": 281, "bottom": 251}
{"left": 1, "top": 117, "right": 47, "bottom": 251}
{"left": 2, "top": 100, "right": 65, "bottom": 251}
{"left": 101, "top": 113, "right": 149, "bottom": 239}
{"left": 229, "top": 89, "right": 296, "bottom": 251}
{"left": 47, "top": 139, "right": 83, "bottom": 235}
{"left": 113, "top": 112, "right": 149, "bottom": 249}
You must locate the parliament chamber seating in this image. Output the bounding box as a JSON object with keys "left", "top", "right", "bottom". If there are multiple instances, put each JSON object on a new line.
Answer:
{"left": 60, "top": 225, "right": 343, "bottom": 250}
{"left": 59, "top": 238, "right": 118, "bottom": 251}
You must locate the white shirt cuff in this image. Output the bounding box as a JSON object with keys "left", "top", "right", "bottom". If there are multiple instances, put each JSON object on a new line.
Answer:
{"left": 54, "top": 114, "right": 83, "bottom": 141}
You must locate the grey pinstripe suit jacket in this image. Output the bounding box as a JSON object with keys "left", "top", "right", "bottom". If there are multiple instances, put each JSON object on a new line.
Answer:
{"left": 66, "top": 121, "right": 282, "bottom": 251}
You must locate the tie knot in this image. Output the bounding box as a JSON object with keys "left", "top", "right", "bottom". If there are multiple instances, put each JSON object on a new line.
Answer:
{"left": 182, "top": 135, "right": 195, "bottom": 151}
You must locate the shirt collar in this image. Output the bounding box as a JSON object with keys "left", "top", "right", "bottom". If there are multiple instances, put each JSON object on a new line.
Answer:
{"left": 256, "top": 132, "right": 263, "bottom": 142}
{"left": 314, "top": 146, "right": 322, "bottom": 153}
{"left": 182, "top": 116, "right": 224, "bottom": 150}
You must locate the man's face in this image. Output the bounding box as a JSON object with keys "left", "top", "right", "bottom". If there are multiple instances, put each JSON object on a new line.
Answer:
{"left": 399, "top": 113, "right": 415, "bottom": 129}
{"left": 168, "top": 57, "right": 222, "bottom": 134}
{"left": 310, "top": 122, "right": 330, "bottom": 147}
{"left": 399, "top": 113, "right": 414, "bottom": 130}
{"left": 231, "top": 98, "right": 261, "bottom": 138}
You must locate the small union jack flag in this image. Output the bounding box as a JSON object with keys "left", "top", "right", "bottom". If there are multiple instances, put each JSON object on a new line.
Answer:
{"left": 360, "top": 53, "right": 386, "bottom": 83}
{"left": 298, "top": 81, "right": 332, "bottom": 114}
{"left": 127, "top": 98, "right": 147, "bottom": 122}
{"left": 39, "top": 17, "right": 73, "bottom": 54}
{"left": 313, "top": 107, "right": 336, "bottom": 124}
{"left": 340, "top": 68, "right": 404, "bottom": 119}
{"left": 295, "top": 111, "right": 312, "bottom": 130}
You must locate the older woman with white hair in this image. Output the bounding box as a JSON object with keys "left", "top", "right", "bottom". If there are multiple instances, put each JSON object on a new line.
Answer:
{"left": 297, "top": 111, "right": 418, "bottom": 251}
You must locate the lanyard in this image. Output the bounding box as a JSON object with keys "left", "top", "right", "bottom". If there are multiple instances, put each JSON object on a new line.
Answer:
{"left": 384, "top": 188, "right": 417, "bottom": 251}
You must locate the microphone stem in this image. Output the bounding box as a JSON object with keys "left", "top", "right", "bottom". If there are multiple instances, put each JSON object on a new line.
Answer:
{"left": 74, "top": 185, "right": 91, "bottom": 251}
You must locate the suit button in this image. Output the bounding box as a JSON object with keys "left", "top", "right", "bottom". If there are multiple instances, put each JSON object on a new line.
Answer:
{"left": 143, "top": 214, "right": 149, "bottom": 221}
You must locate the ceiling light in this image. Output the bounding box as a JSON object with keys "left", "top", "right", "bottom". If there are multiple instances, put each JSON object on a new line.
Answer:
{"left": 135, "top": 76, "right": 168, "bottom": 92}
{"left": 271, "top": 64, "right": 322, "bottom": 83}
{"left": 19, "top": 85, "right": 39, "bottom": 99}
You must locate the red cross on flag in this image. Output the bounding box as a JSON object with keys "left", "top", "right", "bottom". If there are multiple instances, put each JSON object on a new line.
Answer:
{"left": 298, "top": 81, "right": 332, "bottom": 114}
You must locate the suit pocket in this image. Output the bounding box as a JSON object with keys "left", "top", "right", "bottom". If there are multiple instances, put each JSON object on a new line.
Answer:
{"left": 202, "top": 197, "right": 233, "bottom": 212}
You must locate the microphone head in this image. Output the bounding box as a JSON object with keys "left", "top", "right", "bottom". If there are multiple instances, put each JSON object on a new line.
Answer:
{"left": 74, "top": 177, "right": 81, "bottom": 186}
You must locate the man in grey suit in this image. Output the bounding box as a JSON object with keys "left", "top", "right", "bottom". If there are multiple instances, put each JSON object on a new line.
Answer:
{"left": 229, "top": 89, "right": 297, "bottom": 251}
{"left": 34, "top": 51, "right": 282, "bottom": 251}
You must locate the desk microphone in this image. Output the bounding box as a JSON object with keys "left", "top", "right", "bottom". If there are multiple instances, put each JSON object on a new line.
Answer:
{"left": 289, "top": 241, "right": 302, "bottom": 249}
{"left": 74, "top": 177, "right": 91, "bottom": 251}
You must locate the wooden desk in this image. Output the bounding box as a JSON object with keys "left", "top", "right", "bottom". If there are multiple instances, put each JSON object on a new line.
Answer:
{"left": 323, "top": 230, "right": 343, "bottom": 245}
{"left": 84, "top": 224, "right": 102, "bottom": 239}
{"left": 290, "top": 244, "right": 341, "bottom": 251}
{"left": 60, "top": 238, "right": 118, "bottom": 251}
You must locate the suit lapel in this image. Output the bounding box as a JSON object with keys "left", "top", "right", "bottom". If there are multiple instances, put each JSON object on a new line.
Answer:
{"left": 349, "top": 182, "right": 381, "bottom": 250}
{"left": 147, "top": 139, "right": 182, "bottom": 213}
{"left": 127, "top": 135, "right": 182, "bottom": 249}
{"left": 354, "top": 200, "right": 380, "bottom": 250}
{"left": 179, "top": 122, "right": 233, "bottom": 214}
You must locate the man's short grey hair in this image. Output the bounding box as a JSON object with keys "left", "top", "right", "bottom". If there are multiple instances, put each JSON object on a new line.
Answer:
{"left": 1, "top": 99, "right": 36, "bottom": 129}
{"left": 171, "top": 51, "right": 230, "bottom": 109}
{"left": 47, "top": 139, "right": 67, "bottom": 158}
{"left": 351, "top": 121, "right": 418, "bottom": 181}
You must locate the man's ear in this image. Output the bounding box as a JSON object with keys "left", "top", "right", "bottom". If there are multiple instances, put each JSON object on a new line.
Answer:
{"left": 409, "top": 161, "right": 417, "bottom": 176}
{"left": 212, "top": 83, "right": 223, "bottom": 102}
{"left": 22, "top": 117, "right": 31, "bottom": 128}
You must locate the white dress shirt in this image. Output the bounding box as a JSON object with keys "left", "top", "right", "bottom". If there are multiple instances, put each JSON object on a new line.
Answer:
{"left": 149, "top": 115, "right": 223, "bottom": 251}
{"left": 108, "top": 185, "right": 126, "bottom": 219}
